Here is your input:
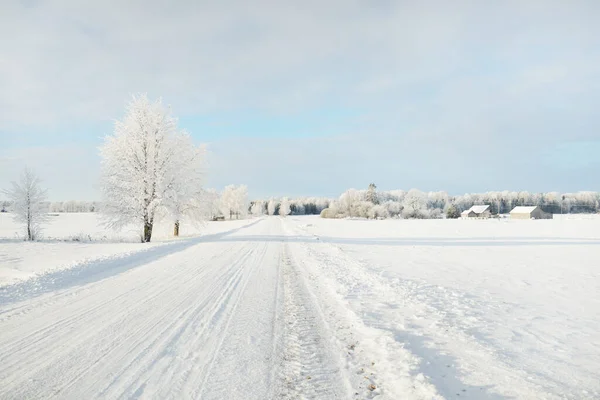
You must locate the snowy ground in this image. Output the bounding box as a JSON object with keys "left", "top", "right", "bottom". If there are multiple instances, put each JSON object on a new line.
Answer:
{"left": 0, "top": 215, "right": 599, "bottom": 399}
{"left": 0, "top": 213, "right": 251, "bottom": 286}
{"left": 290, "top": 216, "right": 600, "bottom": 399}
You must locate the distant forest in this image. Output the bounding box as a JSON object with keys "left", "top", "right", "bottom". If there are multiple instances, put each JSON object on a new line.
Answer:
{"left": 1, "top": 189, "right": 598, "bottom": 218}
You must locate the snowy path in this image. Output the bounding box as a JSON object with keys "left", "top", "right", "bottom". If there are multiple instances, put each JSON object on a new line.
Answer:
{"left": 0, "top": 218, "right": 358, "bottom": 399}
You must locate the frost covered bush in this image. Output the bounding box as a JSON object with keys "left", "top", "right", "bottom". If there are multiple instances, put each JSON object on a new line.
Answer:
{"left": 368, "top": 204, "right": 390, "bottom": 219}
{"left": 427, "top": 208, "right": 443, "bottom": 219}
{"left": 446, "top": 204, "right": 461, "bottom": 219}
{"left": 401, "top": 207, "right": 427, "bottom": 219}
{"left": 320, "top": 208, "right": 340, "bottom": 219}
{"left": 383, "top": 200, "right": 402, "bottom": 217}
{"left": 349, "top": 201, "right": 373, "bottom": 218}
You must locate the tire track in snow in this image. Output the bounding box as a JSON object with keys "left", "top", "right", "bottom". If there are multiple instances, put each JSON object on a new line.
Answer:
{"left": 275, "top": 243, "right": 351, "bottom": 399}
{"left": 193, "top": 240, "right": 274, "bottom": 399}
{"left": 0, "top": 242, "right": 255, "bottom": 398}
{"left": 67, "top": 245, "right": 256, "bottom": 398}
{"left": 0, "top": 243, "right": 245, "bottom": 386}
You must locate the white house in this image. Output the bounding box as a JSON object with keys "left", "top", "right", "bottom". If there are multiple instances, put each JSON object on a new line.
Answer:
{"left": 461, "top": 205, "right": 491, "bottom": 219}
{"left": 510, "top": 206, "right": 552, "bottom": 220}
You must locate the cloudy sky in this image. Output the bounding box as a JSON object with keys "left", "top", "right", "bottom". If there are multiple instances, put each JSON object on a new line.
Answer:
{"left": 1, "top": 0, "right": 599, "bottom": 200}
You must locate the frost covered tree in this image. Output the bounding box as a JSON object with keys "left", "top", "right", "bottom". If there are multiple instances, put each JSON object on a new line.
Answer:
{"left": 446, "top": 204, "right": 461, "bottom": 219}
{"left": 402, "top": 189, "right": 427, "bottom": 218}
{"left": 267, "top": 198, "right": 277, "bottom": 216}
{"left": 250, "top": 201, "right": 264, "bottom": 216}
{"left": 100, "top": 95, "right": 205, "bottom": 242}
{"left": 233, "top": 185, "right": 248, "bottom": 218}
{"left": 219, "top": 186, "right": 235, "bottom": 219}
{"left": 163, "top": 141, "right": 206, "bottom": 236}
{"left": 293, "top": 202, "right": 305, "bottom": 215}
{"left": 219, "top": 185, "right": 248, "bottom": 219}
{"left": 338, "top": 189, "right": 362, "bottom": 215}
{"left": 366, "top": 183, "right": 378, "bottom": 204}
{"left": 201, "top": 188, "right": 221, "bottom": 220}
{"left": 368, "top": 204, "right": 389, "bottom": 219}
{"left": 279, "top": 197, "right": 291, "bottom": 216}
{"left": 3, "top": 168, "right": 48, "bottom": 240}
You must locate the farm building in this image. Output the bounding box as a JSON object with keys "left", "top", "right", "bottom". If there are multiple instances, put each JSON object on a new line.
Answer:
{"left": 510, "top": 206, "right": 552, "bottom": 220}
{"left": 461, "top": 205, "right": 491, "bottom": 219}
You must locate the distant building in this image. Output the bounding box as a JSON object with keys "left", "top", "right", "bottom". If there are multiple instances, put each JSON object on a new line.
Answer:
{"left": 461, "top": 210, "right": 476, "bottom": 218}
{"left": 461, "top": 205, "right": 491, "bottom": 219}
{"left": 510, "top": 206, "right": 552, "bottom": 220}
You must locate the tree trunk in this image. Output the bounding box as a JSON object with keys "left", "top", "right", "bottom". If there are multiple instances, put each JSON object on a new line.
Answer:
{"left": 27, "top": 223, "right": 32, "bottom": 241}
{"left": 174, "top": 220, "right": 180, "bottom": 237}
{"left": 143, "top": 221, "right": 153, "bottom": 243}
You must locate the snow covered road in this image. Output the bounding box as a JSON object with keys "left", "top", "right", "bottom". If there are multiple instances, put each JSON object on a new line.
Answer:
{"left": 1, "top": 216, "right": 598, "bottom": 399}
{"left": 0, "top": 218, "right": 369, "bottom": 399}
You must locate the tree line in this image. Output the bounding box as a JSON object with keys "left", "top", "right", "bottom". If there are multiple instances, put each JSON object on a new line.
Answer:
{"left": 319, "top": 185, "right": 600, "bottom": 219}
{"left": 248, "top": 197, "right": 330, "bottom": 217}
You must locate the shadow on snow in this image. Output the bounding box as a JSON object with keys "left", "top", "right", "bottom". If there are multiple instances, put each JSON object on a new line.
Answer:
{"left": 0, "top": 219, "right": 261, "bottom": 305}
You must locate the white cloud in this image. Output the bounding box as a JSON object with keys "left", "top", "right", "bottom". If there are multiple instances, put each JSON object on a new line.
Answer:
{"left": 1, "top": 0, "right": 600, "bottom": 197}
{"left": 1, "top": 0, "right": 596, "bottom": 128}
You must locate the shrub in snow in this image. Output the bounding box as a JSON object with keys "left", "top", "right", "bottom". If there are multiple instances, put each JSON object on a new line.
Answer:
{"left": 368, "top": 204, "right": 390, "bottom": 219}
{"left": 427, "top": 208, "right": 443, "bottom": 219}
{"left": 2, "top": 168, "right": 48, "bottom": 241}
{"left": 446, "top": 204, "right": 461, "bottom": 219}
{"left": 383, "top": 200, "right": 403, "bottom": 218}
{"left": 402, "top": 207, "right": 427, "bottom": 219}
{"left": 320, "top": 208, "right": 340, "bottom": 219}
{"left": 349, "top": 201, "right": 373, "bottom": 218}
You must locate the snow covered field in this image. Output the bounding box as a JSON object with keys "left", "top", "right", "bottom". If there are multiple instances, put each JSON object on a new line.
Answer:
{"left": 290, "top": 216, "right": 600, "bottom": 399}
{"left": 0, "top": 213, "right": 253, "bottom": 286}
{"left": 1, "top": 214, "right": 599, "bottom": 398}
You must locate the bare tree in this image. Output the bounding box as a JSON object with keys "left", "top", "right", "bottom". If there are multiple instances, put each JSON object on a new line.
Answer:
{"left": 3, "top": 168, "right": 48, "bottom": 240}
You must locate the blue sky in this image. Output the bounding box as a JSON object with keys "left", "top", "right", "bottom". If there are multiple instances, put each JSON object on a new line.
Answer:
{"left": 1, "top": 0, "right": 599, "bottom": 200}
